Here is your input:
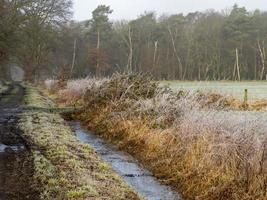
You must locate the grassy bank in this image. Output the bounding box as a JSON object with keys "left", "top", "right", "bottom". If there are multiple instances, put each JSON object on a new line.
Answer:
{"left": 46, "top": 74, "right": 267, "bottom": 200}
{"left": 18, "top": 87, "right": 141, "bottom": 200}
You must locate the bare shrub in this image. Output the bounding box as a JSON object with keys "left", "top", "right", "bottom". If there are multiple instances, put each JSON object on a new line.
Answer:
{"left": 44, "top": 79, "right": 58, "bottom": 91}
{"left": 59, "top": 78, "right": 105, "bottom": 104}
{"left": 83, "top": 73, "right": 158, "bottom": 108}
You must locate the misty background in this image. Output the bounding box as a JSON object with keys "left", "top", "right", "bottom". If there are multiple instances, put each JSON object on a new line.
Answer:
{"left": 2, "top": 0, "right": 267, "bottom": 82}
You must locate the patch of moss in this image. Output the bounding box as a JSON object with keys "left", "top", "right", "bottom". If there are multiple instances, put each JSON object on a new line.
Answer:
{"left": 67, "top": 189, "right": 87, "bottom": 199}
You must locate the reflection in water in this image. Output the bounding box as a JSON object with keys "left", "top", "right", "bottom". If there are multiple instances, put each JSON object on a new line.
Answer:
{"left": 0, "top": 144, "right": 25, "bottom": 153}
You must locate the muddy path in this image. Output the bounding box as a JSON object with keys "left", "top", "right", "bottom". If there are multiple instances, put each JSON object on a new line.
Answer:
{"left": 0, "top": 83, "right": 36, "bottom": 200}
{"left": 70, "top": 122, "right": 182, "bottom": 200}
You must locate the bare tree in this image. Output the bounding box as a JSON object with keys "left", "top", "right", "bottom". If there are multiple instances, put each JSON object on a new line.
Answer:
{"left": 153, "top": 41, "right": 158, "bottom": 69}
{"left": 70, "top": 38, "right": 77, "bottom": 76}
{"left": 258, "top": 40, "right": 266, "bottom": 80}
{"left": 233, "top": 48, "right": 241, "bottom": 81}
{"left": 167, "top": 26, "right": 183, "bottom": 79}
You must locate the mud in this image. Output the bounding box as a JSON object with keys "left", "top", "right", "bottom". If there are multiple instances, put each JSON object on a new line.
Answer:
{"left": 70, "top": 122, "right": 182, "bottom": 200}
{"left": 0, "top": 84, "right": 37, "bottom": 200}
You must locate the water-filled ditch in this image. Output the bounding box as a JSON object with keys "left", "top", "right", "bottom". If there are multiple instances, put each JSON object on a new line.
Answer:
{"left": 70, "top": 121, "right": 181, "bottom": 200}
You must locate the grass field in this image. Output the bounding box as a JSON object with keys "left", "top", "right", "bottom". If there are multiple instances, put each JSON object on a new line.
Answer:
{"left": 161, "top": 81, "right": 267, "bottom": 101}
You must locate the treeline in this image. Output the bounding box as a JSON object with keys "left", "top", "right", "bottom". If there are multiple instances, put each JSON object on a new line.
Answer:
{"left": 1, "top": 1, "right": 267, "bottom": 81}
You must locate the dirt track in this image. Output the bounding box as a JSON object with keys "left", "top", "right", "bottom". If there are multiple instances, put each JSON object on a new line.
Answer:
{"left": 0, "top": 83, "right": 37, "bottom": 200}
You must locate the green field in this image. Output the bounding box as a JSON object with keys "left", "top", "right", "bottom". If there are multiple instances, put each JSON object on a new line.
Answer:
{"left": 161, "top": 81, "right": 267, "bottom": 101}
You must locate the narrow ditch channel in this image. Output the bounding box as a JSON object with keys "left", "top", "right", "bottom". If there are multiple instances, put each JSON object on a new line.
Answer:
{"left": 70, "top": 121, "right": 182, "bottom": 200}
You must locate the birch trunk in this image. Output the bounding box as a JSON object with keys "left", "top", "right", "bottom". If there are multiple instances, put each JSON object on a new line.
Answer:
{"left": 258, "top": 40, "right": 266, "bottom": 80}
{"left": 70, "top": 38, "right": 77, "bottom": 76}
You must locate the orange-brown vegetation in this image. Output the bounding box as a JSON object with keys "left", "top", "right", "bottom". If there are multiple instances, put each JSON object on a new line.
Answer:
{"left": 46, "top": 74, "right": 267, "bottom": 200}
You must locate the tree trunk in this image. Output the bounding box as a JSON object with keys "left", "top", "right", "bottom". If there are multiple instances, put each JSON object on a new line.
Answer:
{"left": 96, "top": 30, "right": 100, "bottom": 77}
{"left": 258, "top": 40, "right": 266, "bottom": 80}
{"left": 168, "top": 26, "right": 183, "bottom": 79}
{"left": 235, "top": 48, "right": 241, "bottom": 81}
{"left": 127, "top": 26, "right": 133, "bottom": 73}
{"left": 24, "top": 63, "right": 34, "bottom": 83}
{"left": 70, "top": 38, "right": 77, "bottom": 76}
{"left": 153, "top": 41, "right": 158, "bottom": 69}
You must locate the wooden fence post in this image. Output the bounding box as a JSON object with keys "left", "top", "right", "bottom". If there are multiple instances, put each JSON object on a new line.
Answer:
{"left": 243, "top": 89, "right": 248, "bottom": 110}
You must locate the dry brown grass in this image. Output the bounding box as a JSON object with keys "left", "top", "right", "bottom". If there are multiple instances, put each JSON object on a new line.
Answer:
{"left": 46, "top": 74, "right": 267, "bottom": 200}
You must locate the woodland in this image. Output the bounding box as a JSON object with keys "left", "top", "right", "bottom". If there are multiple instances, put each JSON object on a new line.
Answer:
{"left": 1, "top": 1, "right": 267, "bottom": 81}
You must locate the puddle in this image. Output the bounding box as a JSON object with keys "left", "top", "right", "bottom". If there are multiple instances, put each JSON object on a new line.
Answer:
{"left": 0, "top": 144, "right": 25, "bottom": 153}
{"left": 70, "top": 122, "right": 182, "bottom": 200}
{"left": 0, "top": 84, "right": 37, "bottom": 199}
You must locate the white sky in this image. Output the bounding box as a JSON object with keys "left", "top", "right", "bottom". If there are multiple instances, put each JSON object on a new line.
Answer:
{"left": 73, "top": 0, "right": 267, "bottom": 21}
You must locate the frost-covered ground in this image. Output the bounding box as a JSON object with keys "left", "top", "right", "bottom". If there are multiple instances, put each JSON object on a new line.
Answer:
{"left": 161, "top": 81, "right": 267, "bottom": 101}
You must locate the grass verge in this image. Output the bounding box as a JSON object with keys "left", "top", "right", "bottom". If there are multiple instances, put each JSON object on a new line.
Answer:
{"left": 18, "top": 86, "right": 141, "bottom": 200}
